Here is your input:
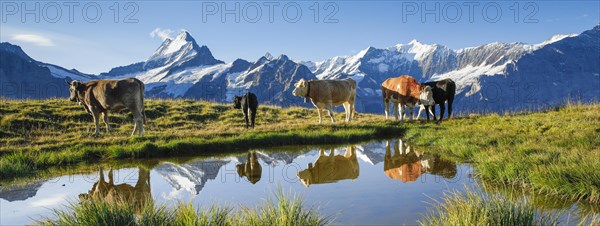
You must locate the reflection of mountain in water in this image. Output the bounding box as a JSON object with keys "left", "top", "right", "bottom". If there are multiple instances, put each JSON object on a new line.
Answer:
{"left": 356, "top": 142, "right": 387, "bottom": 165}
{"left": 256, "top": 151, "right": 315, "bottom": 165}
{"left": 155, "top": 149, "right": 320, "bottom": 195}
{"left": 155, "top": 160, "right": 229, "bottom": 195}
{"left": 0, "top": 180, "right": 46, "bottom": 202}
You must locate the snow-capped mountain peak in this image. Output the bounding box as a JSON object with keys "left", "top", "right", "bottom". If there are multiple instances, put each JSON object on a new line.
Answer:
{"left": 264, "top": 52, "right": 274, "bottom": 60}
{"left": 534, "top": 33, "right": 578, "bottom": 49}
{"left": 147, "top": 30, "right": 203, "bottom": 61}
{"left": 277, "top": 54, "right": 289, "bottom": 61}
{"left": 392, "top": 40, "right": 439, "bottom": 61}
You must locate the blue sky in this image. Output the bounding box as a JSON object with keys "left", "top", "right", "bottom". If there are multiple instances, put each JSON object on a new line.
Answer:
{"left": 1, "top": 1, "right": 598, "bottom": 74}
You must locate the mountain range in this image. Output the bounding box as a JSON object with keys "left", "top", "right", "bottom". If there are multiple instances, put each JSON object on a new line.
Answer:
{"left": 1, "top": 25, "right": 598, "bottom": 113}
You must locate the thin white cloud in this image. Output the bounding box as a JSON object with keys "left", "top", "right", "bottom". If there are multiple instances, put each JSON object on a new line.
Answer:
{"left": 576, "top": 14, "right": 589, "bottom": 20}
{"left": 150, "top": 28, "right": 174, "bottom": 41}
{"left": 12, "top": 34, "right": 55, "bottom": 46}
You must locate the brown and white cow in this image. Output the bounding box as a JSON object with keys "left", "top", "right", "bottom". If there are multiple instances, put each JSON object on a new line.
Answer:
{"left": 384, "top": 139, "right": 424, "bottom": 182}
{"left": 67, "top": 78, "right": 146, "bottom": 137}
{"left": 292, "top": 78, "right": 356, "bottom": 124}
{"left": 381, "top": 75, "right": 434, "bottom": 121}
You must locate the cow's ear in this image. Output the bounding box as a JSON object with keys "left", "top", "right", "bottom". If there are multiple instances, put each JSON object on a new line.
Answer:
{"left": 75, "top": 82, "right": 85, "bottom": 91}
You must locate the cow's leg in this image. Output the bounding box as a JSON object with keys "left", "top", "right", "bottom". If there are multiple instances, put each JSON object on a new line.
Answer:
{"left": 101, "top": 112, "right": 111, "bottom": 134}
{"left": 393, "top": 103, "right": 399, "bottom": 121}
{"left": 132, "top": 111, "right": 144, "bottom": 136}
{"left": 416, "top": 105, "right": 424, "bottom": 120}
{"left": 327, "top": 104, "right": 336, "bottom": 123}
{"left": 398, "top": 104, "right": 404, "bottom": 121}
{"left": 430, "top": 105, "right": 437, "bottom": 121}
{"left": 91, "top": 110, "right": 100, "bottom": 137}
{"left": 424, "top": 106, "right": 431, "bottom": 121}
{"left": 132, "top": 119, "right": 139, "bottom": 136}
{"left": 384, "top": 99, "right": 391, "bottom": 120}
{"left": 349, "top": 101, "right": 355, "bottom": 122}
{"left": 342, "top": 103, "right": 350, "bottom": 122}
{"left": 448, "top": 100, "right": 453, "bottom": 119}
{"left": 108, "top": 168, "right": 114, "bottom": 184}
{"left": 250, "top": 109, "right": 256, "bottom": 128}
{"left": 244, "top": 110, "right": 250, "bottom": 129}
{"left": 317, "top": 108, "right": 323, "bottom": 124}
{"left": 138, "top": 113, "right": 145, "bottom": 136}
{"left": 409, "top": 105, "right": 415, "bottom": 121}
{"left": 438, "top": 103, "right": 445, "bottom": 123}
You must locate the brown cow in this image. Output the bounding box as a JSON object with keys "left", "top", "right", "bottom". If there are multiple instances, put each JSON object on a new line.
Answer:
{"left": 384, "top": 139, "right": 457, "bottom": 182}
{"left": 236, "top": 151, "right": 262, "bottom": 184}
{"left": 381, "top": 75, "right": 434, "bottom": 121}
{"left": 67, "top": 78, "right": 146, "bottom": 136}
{"left": 297, "top": 146, "right": 359, "bottom": 187}
{"left": 292, "top": 78, "right": 356, "bottom": 124}
{"left": 384, "top": 139, "right": 423, "bottom": 182}
{"left": 79, "top": 168, "right": 152, "bottom": 212}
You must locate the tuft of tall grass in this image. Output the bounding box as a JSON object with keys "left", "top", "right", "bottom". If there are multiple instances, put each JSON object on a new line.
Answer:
{"left": 419, "top": 187, "right": 559, "bottom": 226}
{"left": 234, "top": 188, "right": 334, "bottom": 226}
{"left": 40, "top": 190, "right": 331, "bottom": 226}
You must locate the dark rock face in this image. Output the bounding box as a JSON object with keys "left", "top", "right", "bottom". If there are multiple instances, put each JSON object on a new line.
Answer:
{"left": 455, "top": 26, "right": 600, "bottom": 113}
{"left": 0, "top": 50, "right": 68, "bottom": 98}
{"left": 241, "top": 55, "right": 318, "bottom": 107}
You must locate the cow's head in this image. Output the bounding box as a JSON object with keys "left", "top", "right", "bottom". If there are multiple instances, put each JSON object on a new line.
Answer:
{"left": 292, "top": 79, "right": 308, "bottom": 97}
{"left": 297, "top": 163, "right": 313, "bottom": 187}
{"left": 67, "top": 80, "right": 85, "bottom": 103}
{"left": 233, "top": 96, "right": 242, "bottom": 109}
{"left": 419, "top": 85, "right": 435, "bottom": 106}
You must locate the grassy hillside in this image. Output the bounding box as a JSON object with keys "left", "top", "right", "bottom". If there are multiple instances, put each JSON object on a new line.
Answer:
{"left": 404, "top": 102, "right": 600, "bottom": 204}
{"left": 0, "top": 98, "right": 598, "bottom": 206}
{"left": 0, "top": 98, "right": 402, "bottom": 179}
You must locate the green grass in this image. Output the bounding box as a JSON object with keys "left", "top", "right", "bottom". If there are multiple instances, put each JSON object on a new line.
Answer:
{"left": 40, "top": 189, "right": 331, "bottom": 226}
{"left": 0, "top": 98, "right": 404, "bottom": 180}
{"left": 402, "top": 102, "right": 600, "bottom": 204}
{"left": 419, "top": 187, "right": 559, "bottom": 226}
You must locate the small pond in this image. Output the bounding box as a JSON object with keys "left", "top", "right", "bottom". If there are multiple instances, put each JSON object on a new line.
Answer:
{"left": 0, "top": 139, "right": 595, "bottom": 225}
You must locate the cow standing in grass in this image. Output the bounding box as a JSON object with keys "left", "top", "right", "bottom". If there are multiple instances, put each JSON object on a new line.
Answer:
{"left": 419, "top": 79, "right": 456, "bottom": 122}
{"left": 381, "top": 75, "right": 434, "bottom": 122}
{"left": 67, "top": 78, "right": 146, "bottom": 137}
{"left": 233, "top": 92, "right": 258, "bottom": 128}
{"left": 292, "top": 78, "right": 356, "bottom": 124}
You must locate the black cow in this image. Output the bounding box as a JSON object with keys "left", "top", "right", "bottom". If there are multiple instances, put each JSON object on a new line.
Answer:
{"left": 422, "top": 79, "right": 456, "bottom": 122}
{"left": 233, "top": 92, "right": 258, "bottom": 128}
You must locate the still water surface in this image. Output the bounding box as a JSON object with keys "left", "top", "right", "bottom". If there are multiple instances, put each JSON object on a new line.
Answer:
{"left": 0, "top": 139, "right": 583, "bottom": 225}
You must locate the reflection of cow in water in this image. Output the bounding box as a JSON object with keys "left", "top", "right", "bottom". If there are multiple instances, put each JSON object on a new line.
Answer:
{"left": 79, "top": 167, "right": 152, "bottom": 211}
{"left": 384, "top": 139, "right": 456, "bottom": 182}
{"left": 297, "top": 146, "right": 359, "bottom": 187}
{"left": 236, "top": 152, "right": 262, "bottom": 184}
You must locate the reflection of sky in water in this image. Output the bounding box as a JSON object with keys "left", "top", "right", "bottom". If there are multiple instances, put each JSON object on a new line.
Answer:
{"left": 0, "top": 140, "right": 481, "bottom": 225}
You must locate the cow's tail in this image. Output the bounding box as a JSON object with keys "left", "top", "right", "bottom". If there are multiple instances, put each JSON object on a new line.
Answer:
{"left": 136, "top": 78, "right": 147, "bottom": 124}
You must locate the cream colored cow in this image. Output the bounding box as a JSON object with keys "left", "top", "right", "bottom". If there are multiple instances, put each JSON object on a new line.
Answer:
{"left": 292, "top": 78, "right": 356, "bottom": 124}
